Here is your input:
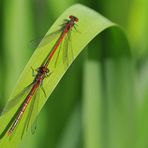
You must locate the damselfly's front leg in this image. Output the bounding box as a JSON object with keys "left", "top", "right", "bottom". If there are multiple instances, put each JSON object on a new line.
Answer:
{"left": 31, "top": 67, "right": 37, "bottom": 77}
{"left": 40, "top": 71, "right": 52, "bottom": 97}
{"left": 73, "top": 24, "right": 81, "bottom": 33}
{"left": 40, "top": 85, "right": 47, "bottom": 98}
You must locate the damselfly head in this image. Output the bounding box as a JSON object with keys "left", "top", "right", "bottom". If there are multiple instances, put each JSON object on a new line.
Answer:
{"left": 69, "top": 15, "right": 79, "bottom": 22}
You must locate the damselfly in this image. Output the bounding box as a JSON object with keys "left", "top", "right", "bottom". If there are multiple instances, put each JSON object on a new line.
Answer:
{"left": 33, "top": 15, "right": 79, "bottom": 67}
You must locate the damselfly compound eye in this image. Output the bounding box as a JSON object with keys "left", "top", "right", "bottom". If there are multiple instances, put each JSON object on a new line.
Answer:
{"left": 69, "top": 15, "right": 79, "bottom": 22}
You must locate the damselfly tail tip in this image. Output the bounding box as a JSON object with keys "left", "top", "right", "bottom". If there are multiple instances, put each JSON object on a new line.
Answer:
{"left": 69, "top": 15, "right": 79, "bottom": 22}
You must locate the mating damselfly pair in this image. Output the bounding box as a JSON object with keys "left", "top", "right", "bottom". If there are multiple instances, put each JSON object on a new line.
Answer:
{"left": 0, "top": 15, "right": 79, "bottom": 138}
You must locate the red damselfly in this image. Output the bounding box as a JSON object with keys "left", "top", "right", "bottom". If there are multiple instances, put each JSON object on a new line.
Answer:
{"left": 0, "top": 15, "right": 79, "bottom": 138}
{"left": 4, "top": 66, "right": 50, "bottom": 136}
{"left": 32, "top": 15, "right": 79, "bottom": 67}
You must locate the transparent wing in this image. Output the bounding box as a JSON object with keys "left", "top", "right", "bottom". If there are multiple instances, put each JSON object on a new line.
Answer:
{"left": 67, "top": 30, "right": 74, "bottom": 60}
{"left": 62, "top": 30, "right": 73, "bottom": 67}
{"left": 29, "top": 29, "right": 63, "bottom": 49}
{"left": 21, "top": 87, "right": 40, "bottom": 138}
{"left": 63, "top": 34, "right": 69, "bottom": 67}
{"left": 54, "top": 40, "right": 63, "bottom": 67}
{"left": 52, "top": 30, "right": 73, "bottom": 68}
{"left": 21, "top": 84, "right": 43, "bottom": 138}
{"left": 30, "top": 86, "right": 40, "bottom": 134}
{"left": 0, "top": 83, "right": 33, "bottom": 116}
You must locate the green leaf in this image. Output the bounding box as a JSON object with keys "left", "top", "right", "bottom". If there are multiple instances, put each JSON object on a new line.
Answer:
{"left": 0, "top": 4, "right": 130, "bottom": 148}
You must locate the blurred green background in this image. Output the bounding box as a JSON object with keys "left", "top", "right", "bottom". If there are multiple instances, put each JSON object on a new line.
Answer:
{"left": 0, "top": 0, "right": 148, "bottom": 148}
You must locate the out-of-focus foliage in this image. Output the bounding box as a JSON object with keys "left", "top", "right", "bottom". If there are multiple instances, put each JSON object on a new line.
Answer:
{"left": 0, "top": 0, "right": 147, "bottom": 148}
